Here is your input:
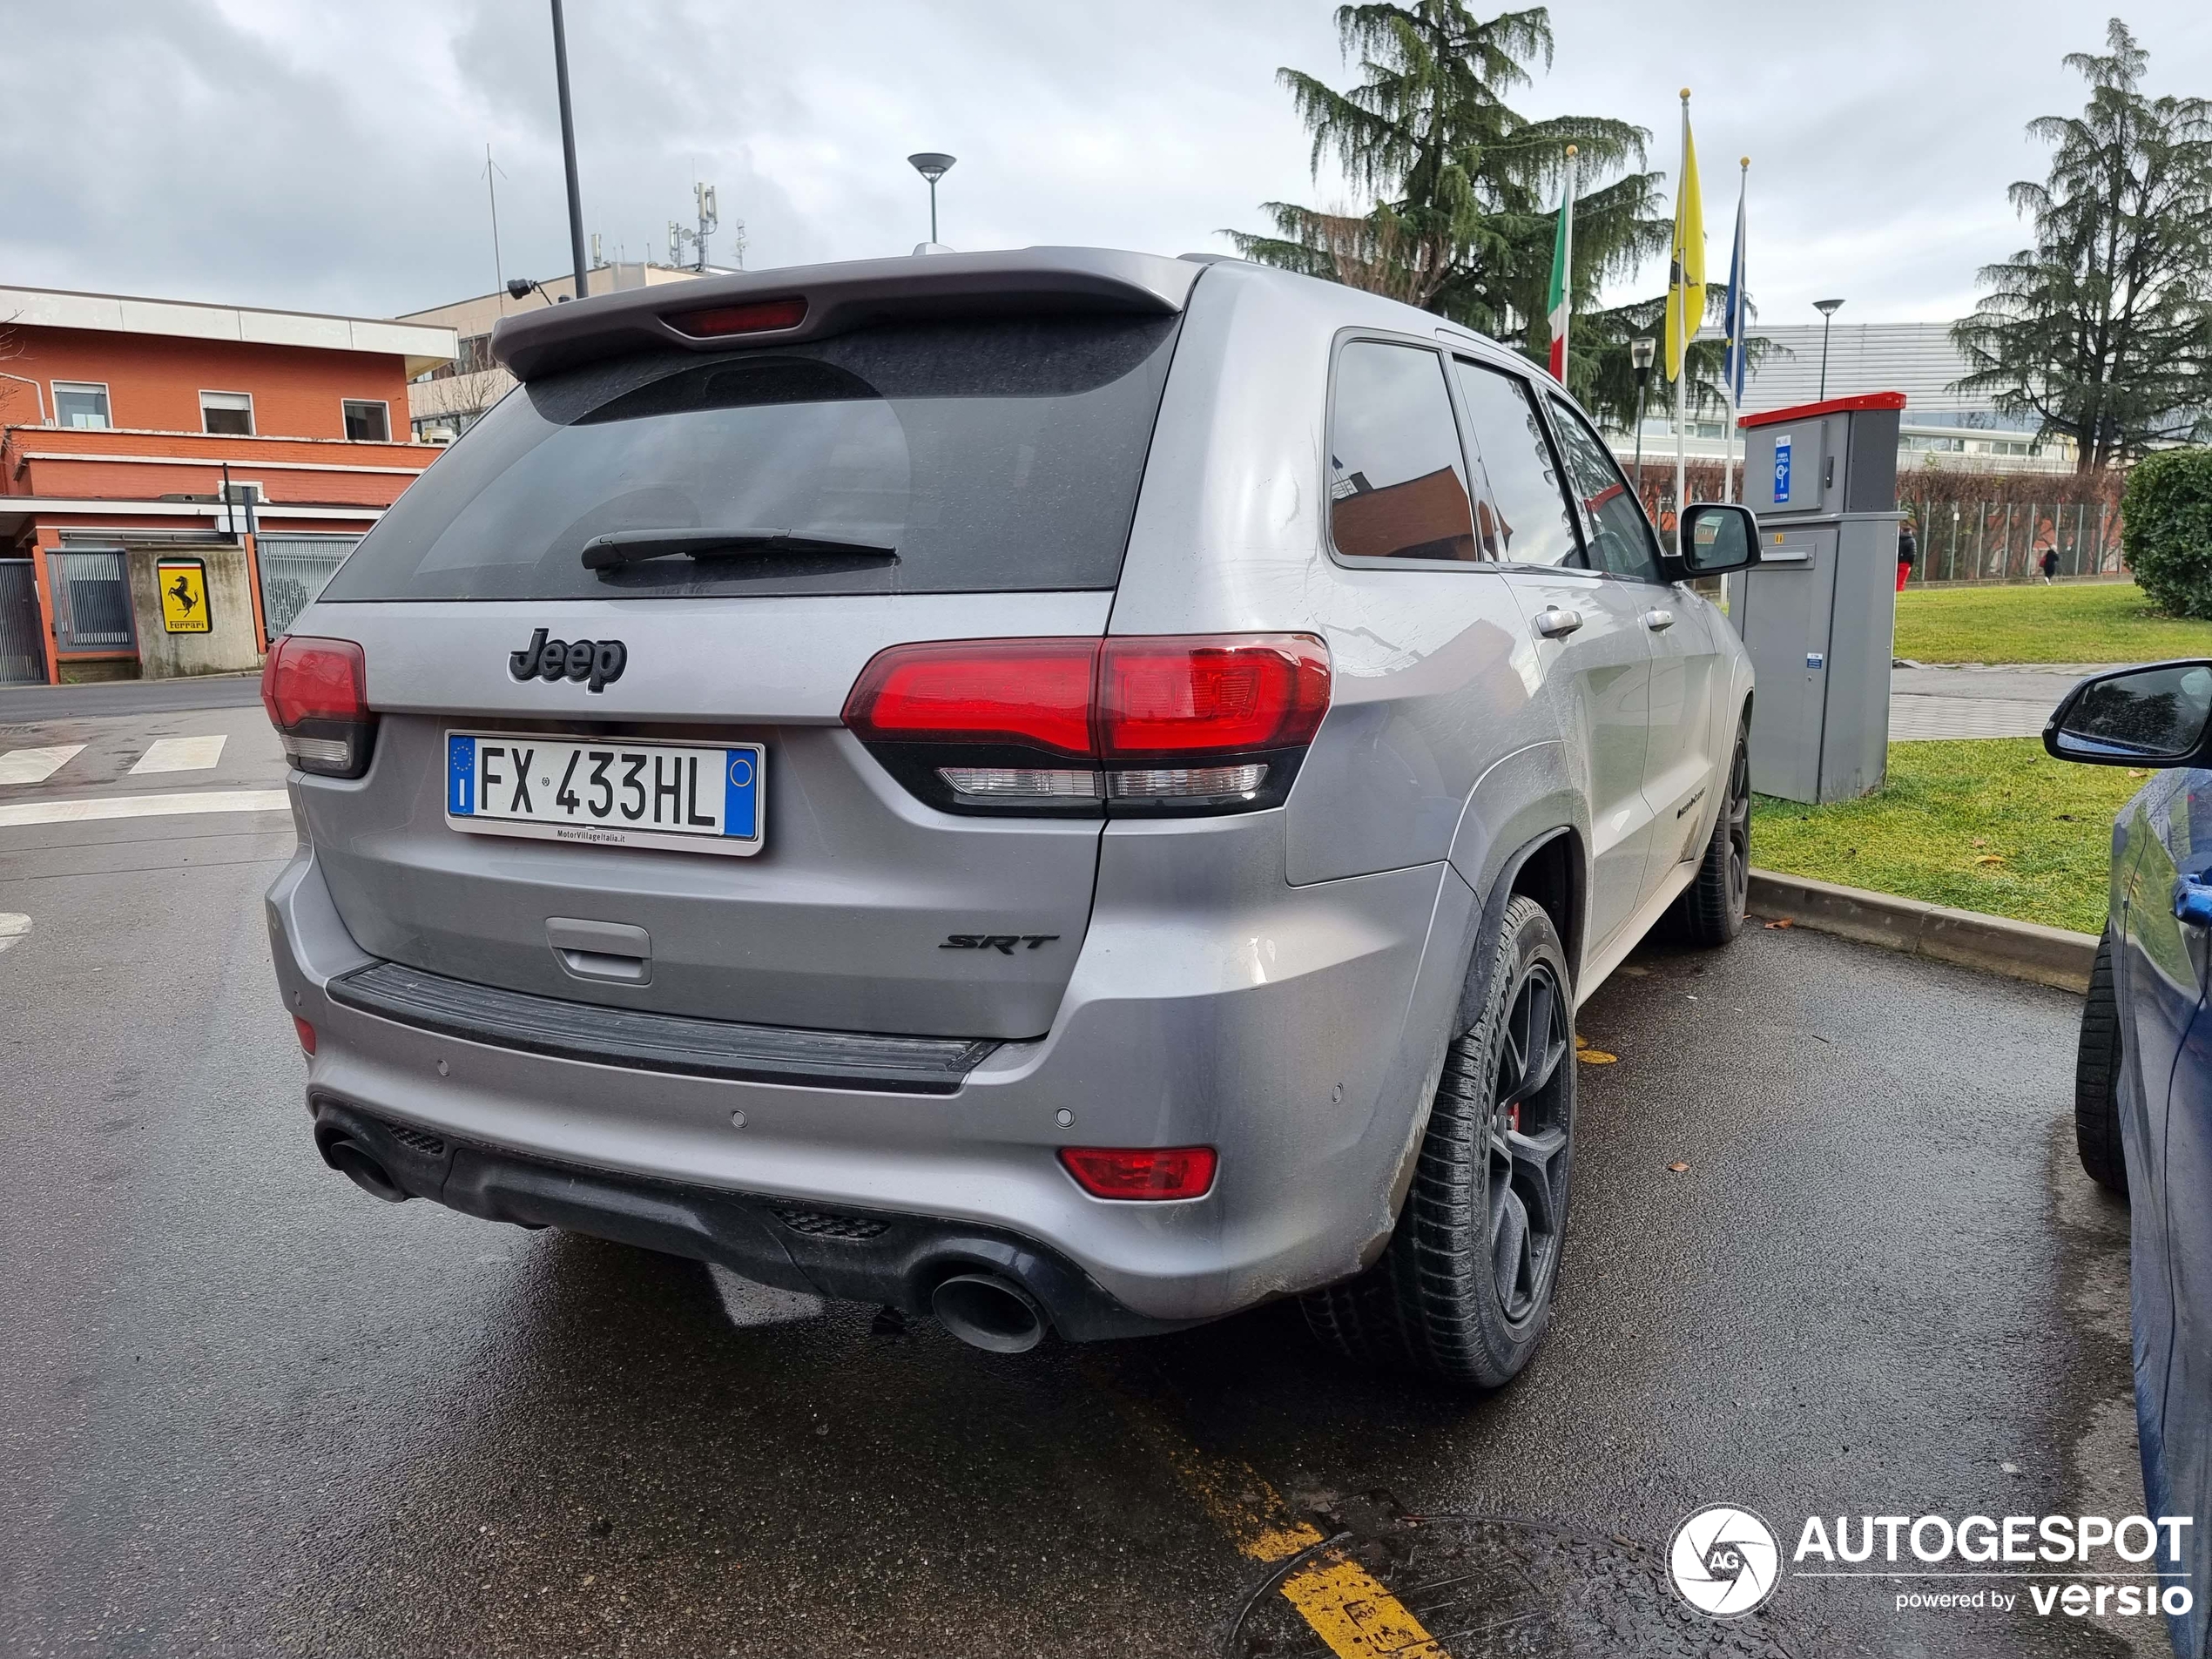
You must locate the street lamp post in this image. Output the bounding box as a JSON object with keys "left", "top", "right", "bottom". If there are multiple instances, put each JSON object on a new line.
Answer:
{"left": 548, "top": 0, "right": 590, "bottom": 300}
{"left": 1814, "top": 297, "right": 1845, "bottom": 401}
{"left": 907, "top": 152, "right": 957, "bottom": 246}
{"left": 1630, "top": 334, "right": 1656, "bottom": 502}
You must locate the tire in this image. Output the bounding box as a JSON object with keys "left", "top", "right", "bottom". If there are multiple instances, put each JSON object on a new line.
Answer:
{"left": 1302, "top": 894, "right": 1575, "bottom": 1388}
{"left": 1676, "top": 719, "right": 1750, "bottom": 948}
{"left": 2075, "top": 933, "right": 2128, "bottom": 1197}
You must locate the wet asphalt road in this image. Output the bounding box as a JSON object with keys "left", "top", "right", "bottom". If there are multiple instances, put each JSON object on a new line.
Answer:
{"left": 0, "top": 694, "right": 2149, "bottom": 1657}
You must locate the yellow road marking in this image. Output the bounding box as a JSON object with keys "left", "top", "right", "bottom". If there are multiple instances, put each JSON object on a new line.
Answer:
{"left": 1279, "top": 1553, "right": 1449, "bottom": 1658}
{"left": 1089, "top": 1365, "right": 1450, "bottom": 1656}
{"left": 1147, "top": 1427, "right": 1324, "bottom": 1563}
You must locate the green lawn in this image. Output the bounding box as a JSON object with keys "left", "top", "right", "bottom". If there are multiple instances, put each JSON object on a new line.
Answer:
{"left": 1894, "top": 580, "right": 2212, "bottom": 664}
{"left": 1750, "top": 738, "right": 2141, "bottom": 934}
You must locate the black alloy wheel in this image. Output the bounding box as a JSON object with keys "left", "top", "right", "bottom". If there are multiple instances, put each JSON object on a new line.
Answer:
{"left": 1679, "top": 722, "right": 1751, "bottom": 947}
{"left": 1484, "top": 954, "right": 1573, "bottom": 1324}
{"left": 1301, "top": 894, "right": 1577, "bottom": 1389}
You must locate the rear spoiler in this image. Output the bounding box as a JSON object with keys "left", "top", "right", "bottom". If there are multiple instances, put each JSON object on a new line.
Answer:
{"left": 491, "top": 246, "right": 1203, "bottom": 381}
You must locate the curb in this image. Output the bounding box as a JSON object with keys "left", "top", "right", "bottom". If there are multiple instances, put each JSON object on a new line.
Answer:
{"left": 1746, "top": 868, "right": 2096, "bottom": 994}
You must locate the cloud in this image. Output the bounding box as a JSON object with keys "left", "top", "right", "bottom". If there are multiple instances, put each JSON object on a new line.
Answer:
{"left": 4, "top": 0, "right": 2209, "bottom": 327}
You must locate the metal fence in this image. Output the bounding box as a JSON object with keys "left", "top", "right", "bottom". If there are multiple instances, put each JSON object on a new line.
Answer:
{"left": 256, "top": 536, "right": 357, "bottom": 639}
{"left": 0, "top": 559, "right": 43, "bottom": 683}
{"left": 1901, "top": 500, "right": 2124, "bottom": 586}
{"left": 49, "top": 549, "right": 136, "bottom": 652}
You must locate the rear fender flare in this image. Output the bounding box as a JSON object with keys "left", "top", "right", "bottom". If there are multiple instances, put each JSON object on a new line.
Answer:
{"left": 1365, "top": 810, "right": 1587, "bottom": 1261}
{"left": 1447, "top": 740, "right": 1588, "bottom": 989}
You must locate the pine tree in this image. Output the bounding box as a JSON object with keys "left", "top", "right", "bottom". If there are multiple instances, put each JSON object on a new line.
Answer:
{"left": 1952, "top": 18, "right": 2212, "bottom": 473}
{"left": 1227, "top": 3, "right": 1748, "bottom": 418}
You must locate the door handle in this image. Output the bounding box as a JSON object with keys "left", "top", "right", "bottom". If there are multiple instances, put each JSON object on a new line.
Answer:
{"left": 1534, "top": 606, "right": 1583, "bottom": 639}
{"left": 2175, "top": 877, "right": 2212, "bottom": 928}
{"left": 1642, "top": 608, "right": 1676, "bottom": 632}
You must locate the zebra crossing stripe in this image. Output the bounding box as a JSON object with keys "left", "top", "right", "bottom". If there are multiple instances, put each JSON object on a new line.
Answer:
{"left": 0, "top": 745, "right": 86, "bottom": 785}
{"left": 0, "top": 789, "right": 290, "bottom": 828}
{"left": 130, "top": 734, "right": 229, "bottom": 774}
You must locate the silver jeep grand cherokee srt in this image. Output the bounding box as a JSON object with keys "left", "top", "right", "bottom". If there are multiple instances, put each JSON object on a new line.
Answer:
{"left": 262, "top": 246, "right": 1758, "bottom": 1387}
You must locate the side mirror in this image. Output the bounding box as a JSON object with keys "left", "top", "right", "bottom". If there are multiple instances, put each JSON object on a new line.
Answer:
{"left": 2045, "top": 660, "right": 2212, "bottom": 766}
{"left": 1669, "top": 502, "right": 1761, "bottom": 578}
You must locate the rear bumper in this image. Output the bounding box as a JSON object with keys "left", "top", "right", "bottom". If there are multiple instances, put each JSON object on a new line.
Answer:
{"left": 311, "top": 1097, "right": 1178, "bottom": 1339}
{"left": 266, "top": 809, "right": 1478, "bottom": 1327}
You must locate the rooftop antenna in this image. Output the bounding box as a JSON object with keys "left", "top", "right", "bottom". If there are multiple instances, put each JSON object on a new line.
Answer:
{"left": 483, "top": 145, "right": 509, "bottom": 314}
{"left": 671, "top": 179, "right": 722, "bottom": 271}
{"left": 694, "top": 180, "right": 718, "bottom": 271}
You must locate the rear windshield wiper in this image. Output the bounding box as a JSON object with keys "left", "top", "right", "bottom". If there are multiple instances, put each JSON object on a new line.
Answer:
{"left": 582, "top": 529, "right": 898, "bottom": 571}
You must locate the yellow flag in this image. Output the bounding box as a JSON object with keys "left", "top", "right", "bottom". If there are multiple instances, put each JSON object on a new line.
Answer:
{"left": 1666, "top": 100, "right": 1705, "bottom": 382}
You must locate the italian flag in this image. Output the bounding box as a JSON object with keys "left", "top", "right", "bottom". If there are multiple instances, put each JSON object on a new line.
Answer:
{"left": 1546, "top": 148, "right": 1577, "bottom": 381}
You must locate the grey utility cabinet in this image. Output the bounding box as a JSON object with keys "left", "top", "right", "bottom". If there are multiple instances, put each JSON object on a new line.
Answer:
{"left": 1725, "top": 393, "right": 1905, "bottom": 804}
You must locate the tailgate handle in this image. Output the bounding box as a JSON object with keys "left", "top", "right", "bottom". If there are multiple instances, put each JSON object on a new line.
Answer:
{"left": 547, "top": 918, "right": 651, "bottom": 986}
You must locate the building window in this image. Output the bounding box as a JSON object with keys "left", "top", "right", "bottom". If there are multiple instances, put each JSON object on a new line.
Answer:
{"left": 199, "top": 390, "right": 254, "bottom": 435}
{"left": 52, "top": 381, "right": 112, "bottom": 429}
{"left": 425, "top": 336, "right": 492, "bottom": 383}
{"left": 341, "top": 399, "right": 390, "bottom": 442}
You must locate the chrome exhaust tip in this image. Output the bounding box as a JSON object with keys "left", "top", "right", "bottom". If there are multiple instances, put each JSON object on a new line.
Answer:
{"left": 930, "top": 1272, "right": 1046, "bottom": 1354}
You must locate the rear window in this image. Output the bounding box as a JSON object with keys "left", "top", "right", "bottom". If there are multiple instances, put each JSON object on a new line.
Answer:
{"left": 320, "top": 314, "right": 1183, "bottom": 602}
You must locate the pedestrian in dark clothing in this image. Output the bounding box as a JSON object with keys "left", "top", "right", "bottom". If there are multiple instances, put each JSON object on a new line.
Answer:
{"left": 1896, "top": 518, "right": 1918, "bottom": 593}
{"left": 2040, "top": 548, "right": 2061, "bottom": 584}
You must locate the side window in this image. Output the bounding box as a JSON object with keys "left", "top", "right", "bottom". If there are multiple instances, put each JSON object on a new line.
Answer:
{"left": 1328, "top": 341, "right": 1479, "bottom": 563}
{"left": 1547, "top": 395, "right": 1663, "bottom": 583}
{"left": 1449, "top": 360, "right": 1579, "bottom": 568}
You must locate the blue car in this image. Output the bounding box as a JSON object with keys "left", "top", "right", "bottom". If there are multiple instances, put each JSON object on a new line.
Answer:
{"left": 2048, "top": 661, "right": 2212, "bottom": 1659}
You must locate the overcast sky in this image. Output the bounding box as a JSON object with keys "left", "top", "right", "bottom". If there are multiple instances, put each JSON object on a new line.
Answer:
{"left": 8, "top": 1, "right": 2212, "bottom": 330}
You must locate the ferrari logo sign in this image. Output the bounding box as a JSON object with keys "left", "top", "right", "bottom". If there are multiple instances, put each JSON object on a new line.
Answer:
{"left": 158, "top": 559, "right": 210, "bottom": 634}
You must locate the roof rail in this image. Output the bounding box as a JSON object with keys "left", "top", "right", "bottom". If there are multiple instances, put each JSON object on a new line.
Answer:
{"left": 491, "top": 246, "right": 1202, "bottom": 381}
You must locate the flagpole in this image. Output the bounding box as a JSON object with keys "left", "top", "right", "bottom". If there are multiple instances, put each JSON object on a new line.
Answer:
{"left": 1727, "top": 156, "right": 1748, "bottom": 503}
{"left": 1560, "top": 144, "right": 1576, "bottom": 381}
{"left": 1674, "top": 89, "right": 1689, "bottom": 539}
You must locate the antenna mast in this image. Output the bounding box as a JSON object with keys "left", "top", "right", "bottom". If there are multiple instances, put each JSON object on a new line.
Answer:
{"left": 670, "top": 181, "right": 729, "bottom": 271}
{"left": 484, "top": 145, "right": 509, "bottom": 313}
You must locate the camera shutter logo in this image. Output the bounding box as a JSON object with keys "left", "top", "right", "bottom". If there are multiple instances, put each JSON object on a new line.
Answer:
{"left": 1669, "top": 1504, "right": 1781, "bottom": 1617}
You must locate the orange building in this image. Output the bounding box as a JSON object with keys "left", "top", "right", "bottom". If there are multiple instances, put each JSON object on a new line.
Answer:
{"left": 0, "top": 285, "right": 455, "bottom": 684}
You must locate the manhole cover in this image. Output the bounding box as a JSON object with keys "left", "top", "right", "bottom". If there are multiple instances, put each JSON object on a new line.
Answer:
{"left": 1230, "top": 1499, "right": 1812, "bottom": 1658}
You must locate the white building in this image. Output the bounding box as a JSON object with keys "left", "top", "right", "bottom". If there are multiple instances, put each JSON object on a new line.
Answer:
{"left": 398, "top": 261, "right": 725, "bottom": 442}
{"left": 1622, "top": 320, "right": 2073, "bottom": 474}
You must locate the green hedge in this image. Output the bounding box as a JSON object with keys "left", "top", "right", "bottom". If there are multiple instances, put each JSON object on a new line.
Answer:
{"left": 2124, "top": 447, "right": 2212, "bottom": 619}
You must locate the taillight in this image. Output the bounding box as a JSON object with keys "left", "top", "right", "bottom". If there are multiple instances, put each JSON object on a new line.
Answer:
{"left": 260, "top": 636, "right": 376, "bottom": 779}
{"left": 664, "top": 296, "right": 807, "bottom": 337}
{"left": 292, "top": 1015, "right": 318, "bottom": 1055}
{"left": 1058, "top": 1146, "right": 1217, "bottom": 1201}
{"left": 1097, "top": 637, "right": 1331, "bottom": 756}
{"left": 845, "top": 639, "right": 1095, "bottom": 756}
{"left": 841, "top": 634, "right": 1331, "bottom": 816}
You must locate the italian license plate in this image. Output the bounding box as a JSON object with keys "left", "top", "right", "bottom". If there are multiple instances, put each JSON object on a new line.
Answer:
{"left": 444, "top": 732, "right": 764, "bottom": 857}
